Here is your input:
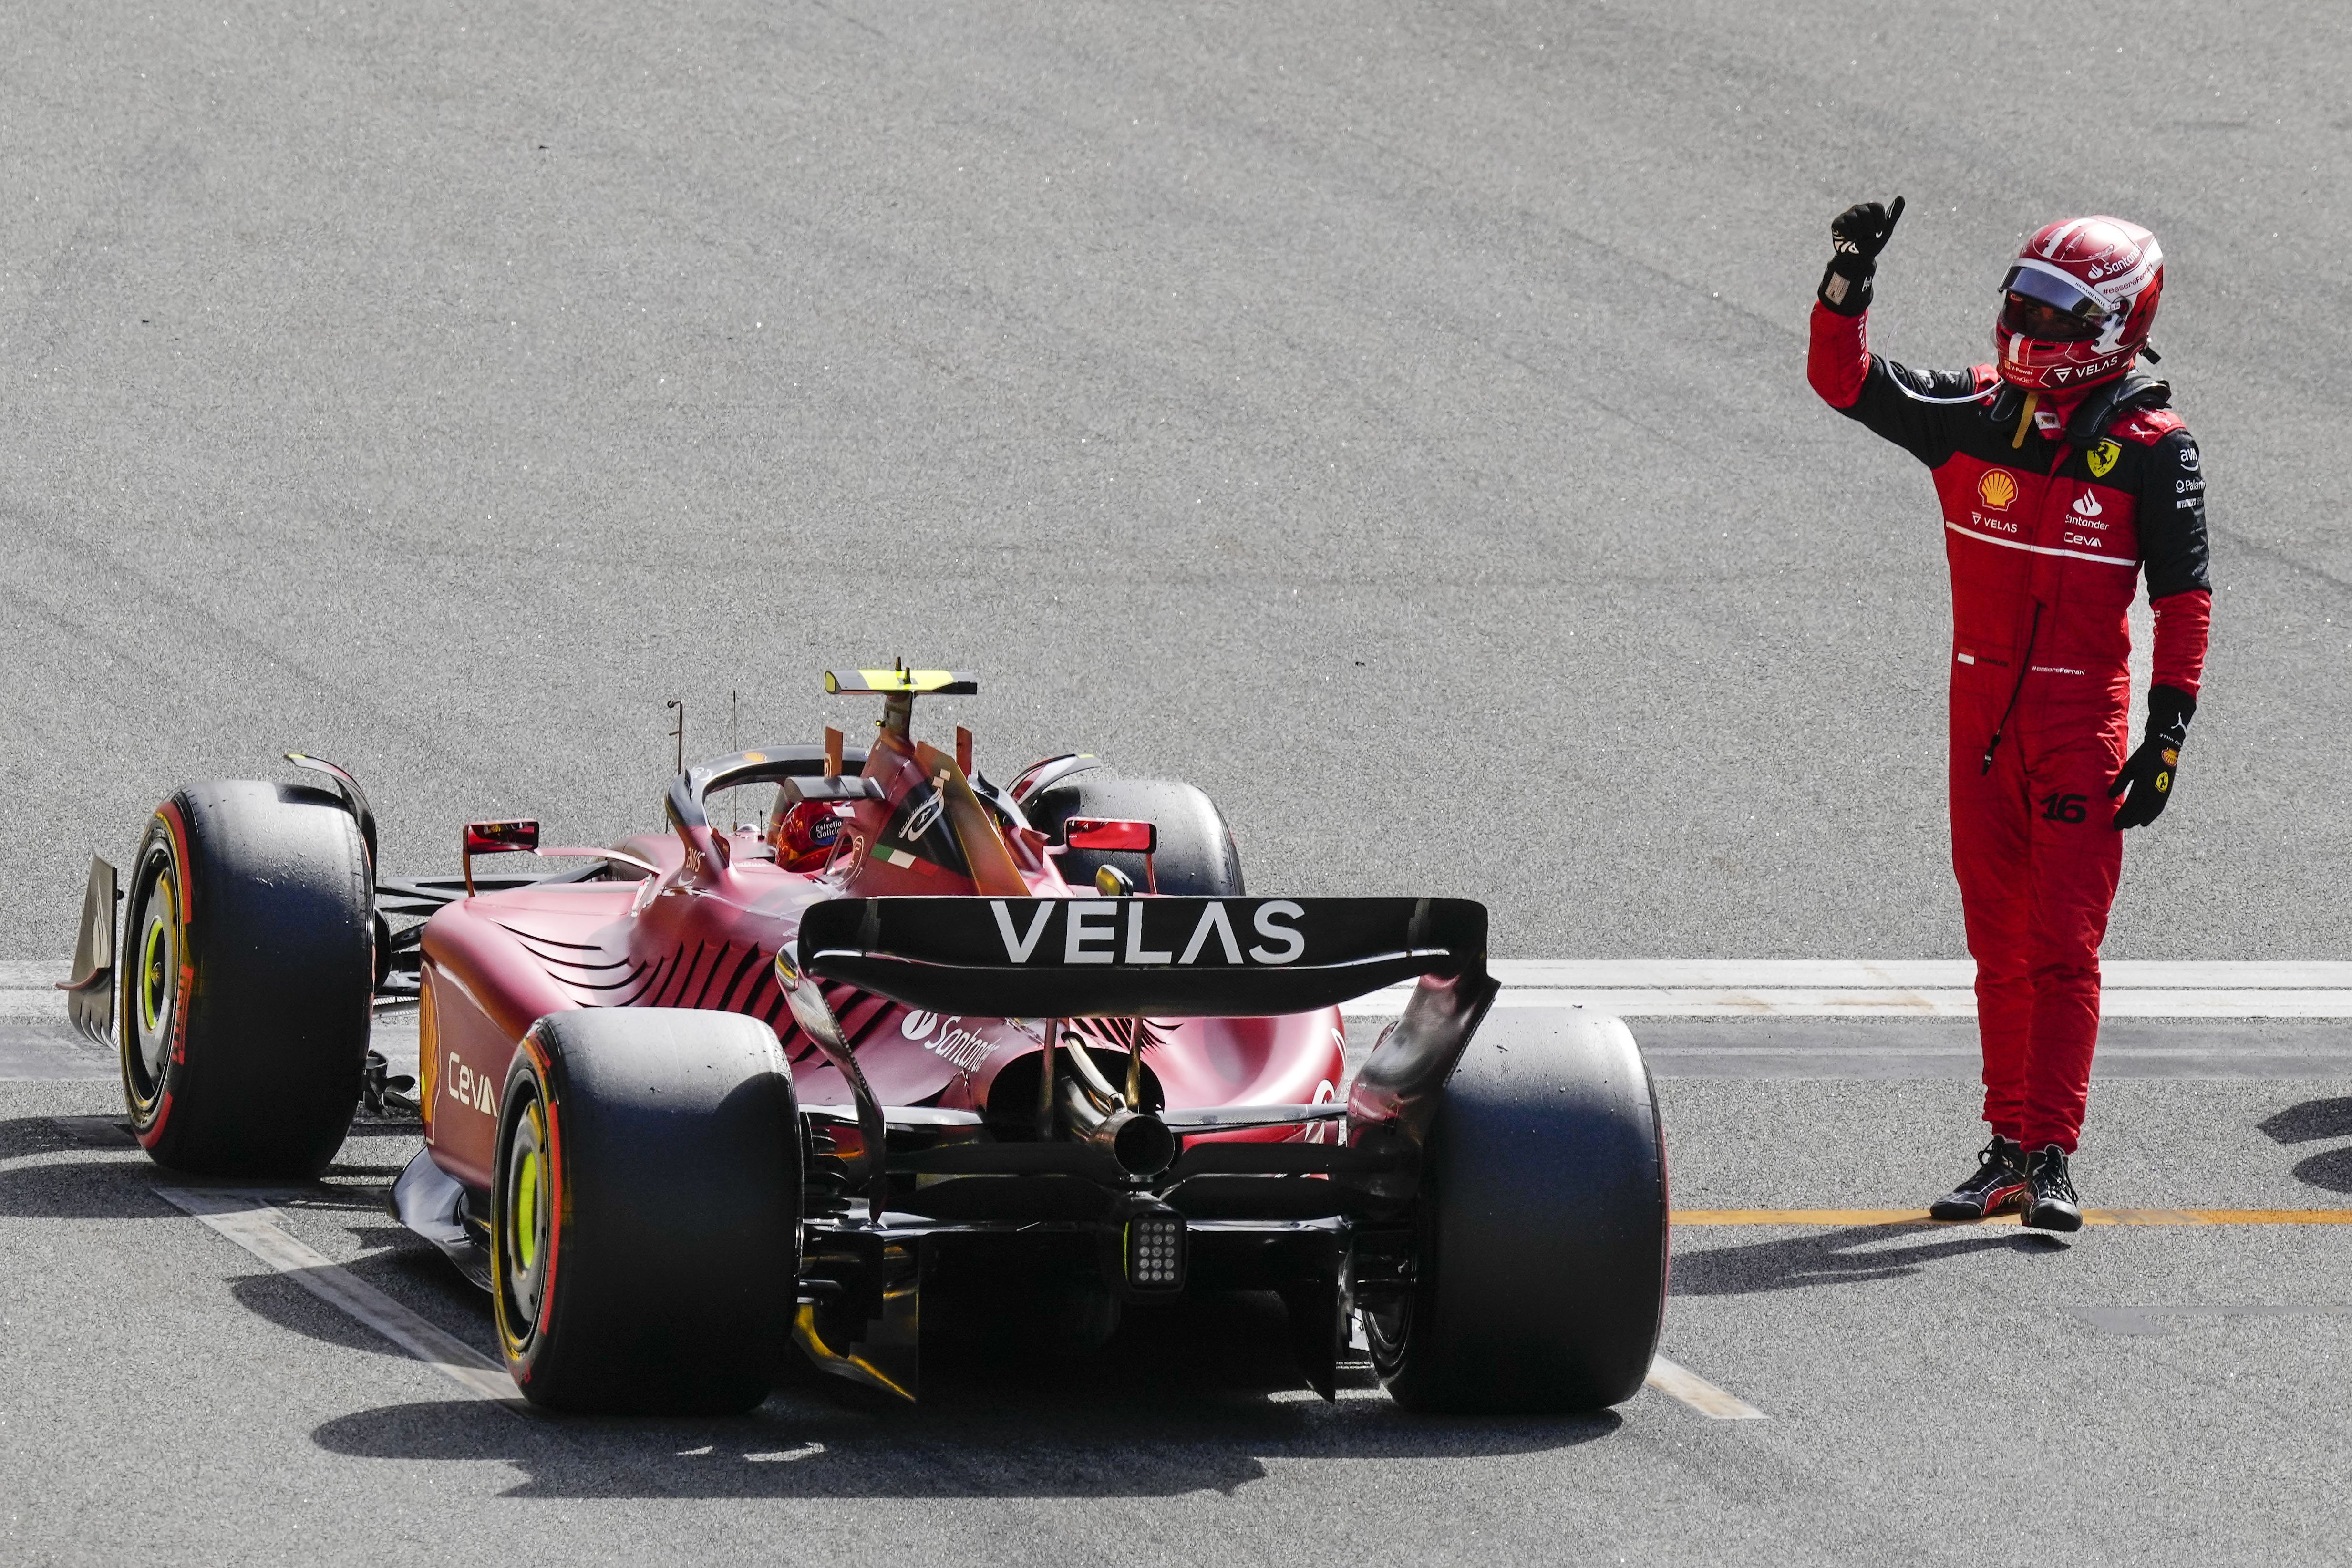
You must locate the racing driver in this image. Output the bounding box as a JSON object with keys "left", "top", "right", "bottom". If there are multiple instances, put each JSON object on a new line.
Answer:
{"left": 1807, "top": 199, "right": 2212, "bottom": 1232}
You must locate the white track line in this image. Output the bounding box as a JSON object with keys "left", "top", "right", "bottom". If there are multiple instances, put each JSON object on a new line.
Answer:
{"left": 1646, "top": 1355, "right": 1767, "bottom": 1420}
{"left": 1351, "top": 960, "right": 2352, "bottom": 1019}
{"left": 155, "top": 1187, "right": 522, "bottom": 1410}
{"left": 20, "top": 961, "right": 2352, "bottom": 1023}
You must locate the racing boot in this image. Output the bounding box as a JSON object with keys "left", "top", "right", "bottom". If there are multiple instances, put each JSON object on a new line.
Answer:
{"left": 2023, "top": 1144, "right": 2084, "bottom": 1233}
{"left": 1928, "top": 1137, "right": 2028, "bottom": 1221}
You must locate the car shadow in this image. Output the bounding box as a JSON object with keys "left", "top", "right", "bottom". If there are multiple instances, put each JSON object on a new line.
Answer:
{"left": 0, "top": 1114, "right": 181, "bottom": 1220}
{"left": 1671, "top": 1222, "right": 2058, "bottom": 1295}
{"left": 312, "top": 1392, "right": 1621, "bottom": 1501}
{"left": 227, "top": 1228, "right": 501, "bottom": 1362}
{"left": 0, "top": 1111, "right": 404, "bottom": 1220}
{"left": 309, "top": 1289, "right": 1622, "bottom": 1498}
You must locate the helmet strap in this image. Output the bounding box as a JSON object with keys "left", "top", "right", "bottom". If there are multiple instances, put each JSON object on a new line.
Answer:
{"left": 2012, "top": 392, "right": 2040, "bottom": 450}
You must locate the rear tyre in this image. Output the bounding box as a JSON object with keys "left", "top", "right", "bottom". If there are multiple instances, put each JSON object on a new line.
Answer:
{"left": 1024, "top": 774, "right": 1243, "bottom": 896}
{"left": 119, "top": 781, "right": 373, "bottom": 1178}
{"left": 1365, "top": 1011, "right": 1668, "bottom": 1413}
{"left": 492, "top": 1008, "right": 803, "bottom": 1414}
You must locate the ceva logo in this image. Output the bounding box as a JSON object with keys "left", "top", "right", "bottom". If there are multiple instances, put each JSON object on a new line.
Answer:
{"left": 1977, "top": 470, "right": 2019, "bottom": 510}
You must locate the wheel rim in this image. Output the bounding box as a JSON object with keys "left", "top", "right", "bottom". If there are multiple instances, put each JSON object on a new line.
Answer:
{"left": 123, "top": 850, "right": 180, "bottom": 1107}
{"left": 496, "top": 1093, "right": 551, "bottom": 1356}
{"left": 1363, "top": 1294, "right": 1412, "bottom": 1377}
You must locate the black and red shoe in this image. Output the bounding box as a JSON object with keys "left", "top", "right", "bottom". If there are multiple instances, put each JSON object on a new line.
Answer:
{"left": 1929, "top": 1137, "right": 2028, "bottom": 1221}
{"left": 2023, "top": 1145, "right": 2084, "bottom": 1232}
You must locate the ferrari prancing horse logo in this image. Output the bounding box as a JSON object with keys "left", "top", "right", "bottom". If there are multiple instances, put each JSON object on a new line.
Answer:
{"left": 1977, "top": 469, "right": 2019, "bottom": 510}
{"left": 2087, "top": 439, "right": 2122, "bottom": 479}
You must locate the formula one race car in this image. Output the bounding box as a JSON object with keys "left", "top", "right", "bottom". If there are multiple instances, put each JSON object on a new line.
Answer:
{"left": 62, "top": 668, "right": 1668, "bottom": 1413}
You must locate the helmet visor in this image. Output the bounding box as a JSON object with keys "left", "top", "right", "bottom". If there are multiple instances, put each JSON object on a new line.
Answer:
{"left": 1999, "top": 263, "right": 2112, "bottom": 341}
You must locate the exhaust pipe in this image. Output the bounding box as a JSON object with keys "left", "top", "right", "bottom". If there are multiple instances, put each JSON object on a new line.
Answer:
{"left": 1058, "top": 1076, "right": 1176, "bottom": 1178}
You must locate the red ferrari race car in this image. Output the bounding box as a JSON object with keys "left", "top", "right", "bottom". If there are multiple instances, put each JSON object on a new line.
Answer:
{"left": 61, "top": 668, "right": 1668, "bottom": 1414}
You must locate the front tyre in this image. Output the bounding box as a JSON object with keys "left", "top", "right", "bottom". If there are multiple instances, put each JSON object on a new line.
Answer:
{"left": 492, "top": 1008, "right": 803, "bottom": 1414}
{"left": 120, "top": 781, "right": 373, "bottom": 1177}
{"left": 1366, "top": 1011, "right": 1668, "bottom": 1413}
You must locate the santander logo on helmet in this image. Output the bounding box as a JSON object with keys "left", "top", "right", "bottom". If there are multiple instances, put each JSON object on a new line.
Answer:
{"left": 1991, "top": 216, "right": 2164, "bottom": 392}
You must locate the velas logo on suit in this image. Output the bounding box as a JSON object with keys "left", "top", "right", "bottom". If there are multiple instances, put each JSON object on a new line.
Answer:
{"left": 1977, "top": 470, "right": 2019, "bottom": 510}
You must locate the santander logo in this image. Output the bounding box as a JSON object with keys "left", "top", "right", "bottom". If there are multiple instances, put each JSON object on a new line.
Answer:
{"left": 2072, "top": 491, "right": 2103, "bottom": 519}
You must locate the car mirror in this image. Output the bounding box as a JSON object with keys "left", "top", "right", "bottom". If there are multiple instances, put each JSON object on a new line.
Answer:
{"left": 1060, "top": 818, "right": 1156, "bottom": 854}
{"left": 462, "top": 819, "right": 540, "bottom": 896}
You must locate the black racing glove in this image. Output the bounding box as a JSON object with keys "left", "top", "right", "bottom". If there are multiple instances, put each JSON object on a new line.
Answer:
{"left": 1817, "top": 195, "right": 1905, "bottom": 316}
{"left": 2109, "top": 684, "right": 2195, "bottom": 829}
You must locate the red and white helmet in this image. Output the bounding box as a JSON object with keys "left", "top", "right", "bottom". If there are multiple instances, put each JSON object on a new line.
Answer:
{"left": 1991, "top": 216, "right": 2165, "bottom": 392}
{"left": 767, "top": 798, "right": 845, "bottom": 872}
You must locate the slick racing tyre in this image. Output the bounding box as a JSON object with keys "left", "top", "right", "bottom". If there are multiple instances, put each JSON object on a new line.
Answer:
{"left": 492, "top": 1008, "right": 802, "bottom": 1414}
{"left": 1366, "top": 1011, "right": 1668, "bottom": 1413}
{"left": 1025, "top": 774, "right": 1243, "bottom": 896}
{"left": 119, "top": 780, "right": 373, "bottom": 1178}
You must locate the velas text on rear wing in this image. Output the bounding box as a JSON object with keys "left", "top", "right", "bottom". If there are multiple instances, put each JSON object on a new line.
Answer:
{"left": 990, "top": 898, "right": 1306, "bottom": 966}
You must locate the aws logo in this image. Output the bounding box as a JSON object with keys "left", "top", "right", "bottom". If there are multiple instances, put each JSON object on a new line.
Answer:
{"left": 1977, "top": 470, "right": 2019, "bottom": 510}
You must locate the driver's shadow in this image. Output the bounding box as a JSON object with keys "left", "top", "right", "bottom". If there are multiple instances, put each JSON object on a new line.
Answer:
{"left": 1671, "top": 1221, "right": 2056, "bottom": 1296}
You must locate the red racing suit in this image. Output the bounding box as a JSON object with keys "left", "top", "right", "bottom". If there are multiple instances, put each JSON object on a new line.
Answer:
{"left": 1809, "top": 304, "right": 2211, "bottom": 1152}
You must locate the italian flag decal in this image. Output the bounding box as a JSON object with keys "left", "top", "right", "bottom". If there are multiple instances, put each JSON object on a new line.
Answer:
{"left": 874, "top": 845, "right": 941, "bottom": 876}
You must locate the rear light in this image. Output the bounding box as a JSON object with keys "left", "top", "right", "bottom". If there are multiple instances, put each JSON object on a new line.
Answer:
{"left": 1125, "top": 1209, "right": 1187, "bottom": 1291}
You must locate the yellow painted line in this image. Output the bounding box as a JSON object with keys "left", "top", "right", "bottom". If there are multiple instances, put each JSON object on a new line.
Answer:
{"left": 1645, "top": 1355, "right": 1766, "bottom": 1420}
{"left": 1673, "top": 1209, "right": 2352, "bottom": 1227}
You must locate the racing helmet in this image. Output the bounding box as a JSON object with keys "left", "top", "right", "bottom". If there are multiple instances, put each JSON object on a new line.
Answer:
{"left": 767, "top": 797, "right": 845, "bottom": 872}
{"left": 1991, "top": 216, "right": 2164, "bottom": 392}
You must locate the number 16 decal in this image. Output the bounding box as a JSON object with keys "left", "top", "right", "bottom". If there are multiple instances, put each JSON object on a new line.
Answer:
{"left": 2040, "top": 792, "right": 2088, "bottom": 824}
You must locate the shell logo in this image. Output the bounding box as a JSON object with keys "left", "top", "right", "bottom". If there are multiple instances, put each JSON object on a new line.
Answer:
{"left": 1977, "top": 469, "right": 2019, "bottom": 510}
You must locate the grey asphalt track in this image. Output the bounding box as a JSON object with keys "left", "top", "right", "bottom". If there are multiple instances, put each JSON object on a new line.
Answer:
{"left": 7, "top": 1071, "right": 2352, "bottom": 1567}
{"left": 8, "top": 2, "right": 2352, "bottom": 1563}
{"left": 4, "top": 1, "right": 2349, "bottom": 962}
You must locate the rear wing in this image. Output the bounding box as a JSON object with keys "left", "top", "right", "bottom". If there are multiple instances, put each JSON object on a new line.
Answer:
{"left": 798, "top": 895, "right": 1485, "bottom": 1018}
